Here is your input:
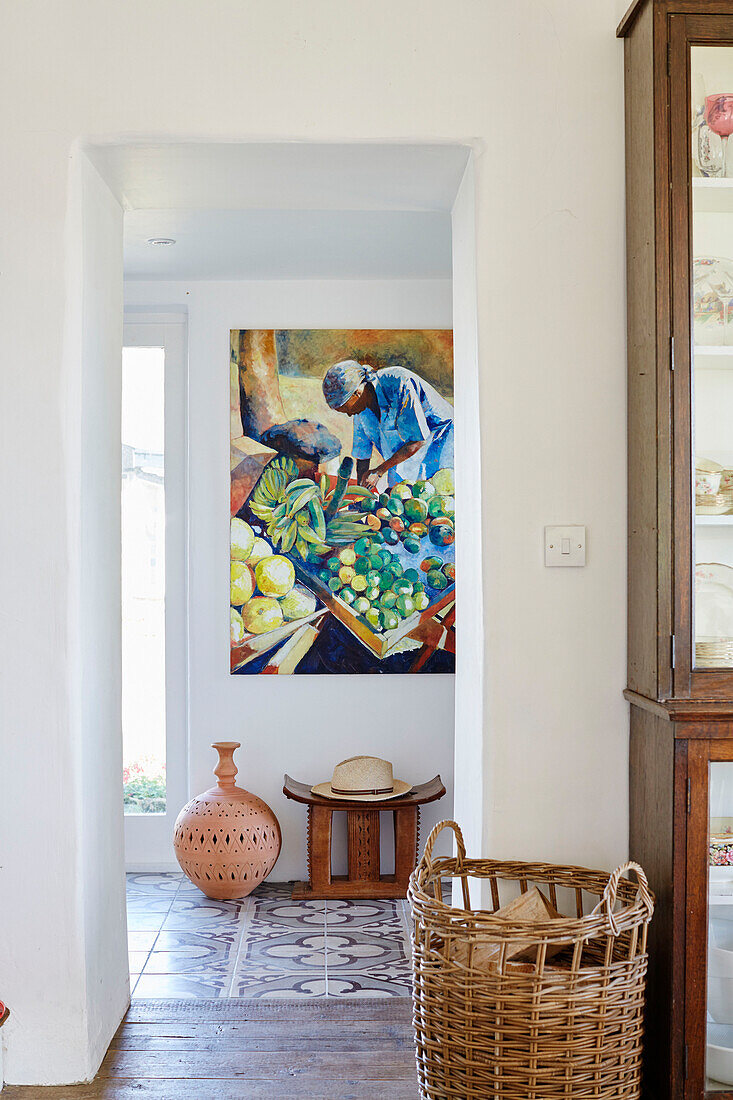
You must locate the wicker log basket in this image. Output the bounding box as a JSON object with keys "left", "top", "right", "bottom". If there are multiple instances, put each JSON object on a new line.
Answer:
{"left": 407, "top": 821, "right": 655, "bottom": 1100}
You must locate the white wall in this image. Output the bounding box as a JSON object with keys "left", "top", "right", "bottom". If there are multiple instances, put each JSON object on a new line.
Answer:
{"left": 0, "top": 0, "right": 629, "bottom": 1084}
{"left": 124, "top": 278, "right": 456, "bottom": 879}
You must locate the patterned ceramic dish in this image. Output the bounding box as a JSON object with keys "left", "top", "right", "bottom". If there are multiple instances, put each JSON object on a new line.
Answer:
{"left": 697, "top": 491, "right": 733, "bottom": 515}
{"left": 697, "top": 457, "right": 724, "bottom": 494}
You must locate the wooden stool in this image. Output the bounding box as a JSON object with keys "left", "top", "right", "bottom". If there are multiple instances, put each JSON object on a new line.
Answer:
{"left": 282, "top": 774, "right": 446, "bottom": 900}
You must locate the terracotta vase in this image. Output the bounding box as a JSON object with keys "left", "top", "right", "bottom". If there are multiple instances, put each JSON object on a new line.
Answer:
{"left": 173, "top": 742, "right": 281, "bottom": 900}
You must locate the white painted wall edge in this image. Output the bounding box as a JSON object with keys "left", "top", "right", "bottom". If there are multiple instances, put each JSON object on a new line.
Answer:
{"left": 450, "top": 155, "right": 487, "bottom": 906}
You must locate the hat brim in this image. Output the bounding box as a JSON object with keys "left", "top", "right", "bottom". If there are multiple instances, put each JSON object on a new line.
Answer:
{"left": 310, "top": 778, "right": 412, "bottom": 802}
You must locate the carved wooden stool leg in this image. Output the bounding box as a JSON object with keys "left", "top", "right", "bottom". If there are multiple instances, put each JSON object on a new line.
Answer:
{"left": 308, "top": 804, "right": 333, "bottom": 892}
{"left": 393, "top": 806, "right": 419, "bottom": 892}
{"left": 347, "top": 807, "right": 381, "bottom": 883}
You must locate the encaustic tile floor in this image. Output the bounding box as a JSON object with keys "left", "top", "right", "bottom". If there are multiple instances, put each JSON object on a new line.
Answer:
{"left": 127, "top": 873, "right": 418, "bottom": 999}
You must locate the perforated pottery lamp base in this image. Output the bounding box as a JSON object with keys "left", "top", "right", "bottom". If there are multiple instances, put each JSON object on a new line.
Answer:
{"left": 283, "top": 774, "right": 445, "bottom": 900}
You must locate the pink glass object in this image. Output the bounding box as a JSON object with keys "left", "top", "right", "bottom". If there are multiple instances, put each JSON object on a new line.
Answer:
{"left": 706, "top": 94, "right": 733, "bottom": 175}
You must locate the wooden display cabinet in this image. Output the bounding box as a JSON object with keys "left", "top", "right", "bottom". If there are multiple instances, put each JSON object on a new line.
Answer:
{"left": 620, "top": 2, "right": 733, "bottom": 1096}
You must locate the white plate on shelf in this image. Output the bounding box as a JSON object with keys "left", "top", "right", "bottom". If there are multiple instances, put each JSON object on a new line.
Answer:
{"left": 696, "top": 564, "right": 733, "bottom": 638}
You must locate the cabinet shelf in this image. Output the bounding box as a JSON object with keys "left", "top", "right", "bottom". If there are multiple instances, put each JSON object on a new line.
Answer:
{"left": 693, "top": 177, "right": 733, "bottom": 213}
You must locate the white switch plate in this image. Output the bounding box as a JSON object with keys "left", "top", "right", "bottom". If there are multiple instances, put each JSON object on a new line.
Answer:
{"left": 544, "top": 525, "right": 586, "bottom": 567}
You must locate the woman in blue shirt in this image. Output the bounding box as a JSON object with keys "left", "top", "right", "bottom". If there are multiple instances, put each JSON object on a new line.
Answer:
{"left": 322, "top": 360, "right": 454, "bottom": 490}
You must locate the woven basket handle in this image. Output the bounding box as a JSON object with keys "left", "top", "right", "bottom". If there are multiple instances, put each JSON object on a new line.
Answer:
{"left": 591, "top": 861, "right": 653, "bottom": 935}
{"left": 420, "top": 819, "right": 467, "bottom": 873}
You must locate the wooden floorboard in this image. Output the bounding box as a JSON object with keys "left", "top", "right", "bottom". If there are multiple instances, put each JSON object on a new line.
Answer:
{"left": 2, "top": 999, "right": 420, "bottom": 1100}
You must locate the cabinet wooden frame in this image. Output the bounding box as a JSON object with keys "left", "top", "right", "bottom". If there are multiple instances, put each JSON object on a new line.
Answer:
{"left": 621, "top": 3, "right": 733, "bottom": 1097}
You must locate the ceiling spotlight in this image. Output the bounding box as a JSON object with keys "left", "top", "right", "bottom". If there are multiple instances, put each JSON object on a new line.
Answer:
{"left": 146, "top": 237, "right": 176, "bottom": 246}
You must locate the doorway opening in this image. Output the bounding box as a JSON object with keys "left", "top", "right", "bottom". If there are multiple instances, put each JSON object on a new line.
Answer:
{"left": 87, "top": 140, "right": 481, "bottom": 1004}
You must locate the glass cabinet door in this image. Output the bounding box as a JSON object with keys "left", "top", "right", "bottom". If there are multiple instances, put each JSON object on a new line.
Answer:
{"left": 692, "top": 47, "right": 733, "bottom": 675}
{"left": 709, "top": 762, "right": 733, "bottom": 1092}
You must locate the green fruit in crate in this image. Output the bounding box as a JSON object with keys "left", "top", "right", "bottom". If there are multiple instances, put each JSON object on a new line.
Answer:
{"left": 403, "top": 536, "right": 421, "bottom": 555}
{"left": 428, "top": 495, "right": 447, "bottom": 518}
{"left": 280, "top": 584, "right": 317, "bottom": 621}
{"left": 338, "top": 547, "right": 357, "bottom": 566}
{"left": 378, "top": 549, "right": 392, "bottom": 567}
{"left": 359, "top": 496, "right": 377, "bottom": 513}
{"left": 371, "top": 531, "right": 385, "bottom": 545}
{"left": 317, "top": 568, "right": 330, "bottom": 584}
{"left": 394, "top": 578, "right": 414, "bottom": 598}
{"left": 376, "top": 507, "right": 391, "bottom": 522}
{"left": 426, "top": 569, "right": 448, "bottom": 591}
{"left": 379, "top": 569, "right": 395, "bottom": 591}
{"left": 404, "top": 498, "right": 428, "bottom": 523}
{"left": 242, "top": 596, "right": 283, "bottom": 634}
{"left": 340, "top": 587, "right": 356, "bottom": 606}
{"left": 369, "top": 553, "right": 383, "bottom": 571}
{"left": 354, "top": 537, "right": 372, "bottom": 556}
{"left": 382, "top": 529, "right": 399, "bottom": 545}
{"left": 391, "top": 481, "right": 413, "bottom": 502}
{"left": 230, "top": 518, "right": 256, "bottom": 562}
{"left": 327, "top": 556, "right": 341, "bottom": 573}
{"left": 413, "top": 479, "right": 436, "bottom": 500}
{"left": 354, "top": 596, "right": 371, "bottom": 615}
{"left": 429, "top": 521, "right": 455, "bottom": 547}
{"left": 352, "top": 574, "right": 368, "bottom": 593}
{"left": 379, "top": 590, "right": 397, "bottom": 610}
{"left": 354, "top": 556, "right": 371, "bottom": 575}
{"left": 380, "top": 608, "right": 399, "bottom": 632}
{"left": 378, "top": 493, "right": 391, "bottom": 507}
{"left": 364, "top": 606, "right": 382, "bottom": 630}
{"left": 413, "top": 581, "right": 426, "bottom": 595}
{"left": 395, "top": 594, "right": 415, "bottom": 618}
{"left": 421, "top": 556, "right": 442, "bottom": 573}
{"left": 328, "top": 576, "right": 342, "bottom": 593}
{"left": 366, "top": 570, "right": 381, "bottom": 588}
{"left": 339, "top": 565, "right": 356, "bottom": 585}
{"left": 403, "top": 568, "right": 420, "bottom": 585}
{"left": 365, "top": 585, "right": 381, "bottom": 602}
{"left": 387, "top": 496, "right": 404, "bottom": 516}
{"left": 431, "top": 468, "right": 455, "bottom": 496}
{"left": 408, "top": 522, "right": 428, "bottom": 538}
{"left": 390, "top": 560, "right": 404, "bottom": 577}
{"left": 231, "top": 561, "right": 255, "bottom": 606}
{"left": 413, "top": 591, "right": 430, "bottom": 612}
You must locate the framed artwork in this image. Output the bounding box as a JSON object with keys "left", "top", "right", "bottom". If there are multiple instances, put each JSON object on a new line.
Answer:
{"left": 230, "top": 329, "right": 454, "bottom": 674}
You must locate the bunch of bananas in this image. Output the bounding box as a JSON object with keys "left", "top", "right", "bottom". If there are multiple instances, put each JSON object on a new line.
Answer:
{"left": 249, "top": 456, "right": 372, "bottom": 561}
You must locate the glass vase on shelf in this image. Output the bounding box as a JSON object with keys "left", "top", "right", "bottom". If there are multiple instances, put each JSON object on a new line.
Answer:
{"left": 706, "top": 93, "right": 733, "bottom": 177}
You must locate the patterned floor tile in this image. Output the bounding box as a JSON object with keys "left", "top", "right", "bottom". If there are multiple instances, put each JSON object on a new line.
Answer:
{"left": 162, "top": 897, "right": 246, "bottom": 930}
{"left": 239, "top": 932, "right": 328, "bottom": 972}
{"left": 326, "top": 963, "right": 413, "bottom": 997}
{"left": 324, "top": 900, "right": 402, "bottom": 927}
{"left": 248, "top": 899, "right": 326, "bottom": 933}
{"left": 144, "top": 931, "right": 238, "bottom": 974}
{"left": 126, "top": 909, "right": 168, "bottom": 932}
{"left": 234, "top": 965, "right": 328, "bottom": 998}
{"left": 131, "top": 972, "right": 231, "bottom": 999}
{"left": 325, "top": 932, "right": 409, "bottom": 970}
{"left": 126, "top": 872, "right": 182, "bottom": 895}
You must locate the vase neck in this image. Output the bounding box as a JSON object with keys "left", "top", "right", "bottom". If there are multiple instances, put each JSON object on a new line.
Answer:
{"left": 212, "top": 742, "right": 240, "bottom": 792}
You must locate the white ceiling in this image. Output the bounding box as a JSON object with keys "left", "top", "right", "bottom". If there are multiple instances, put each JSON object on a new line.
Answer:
{"left": 88, "top": 142, "right": 464, "bottom": 280}
{"left": 88, "top": 142, "right": 470, "bottom": 212}
{"left": 124, "top": 208, "right": 452, "bottom": 280}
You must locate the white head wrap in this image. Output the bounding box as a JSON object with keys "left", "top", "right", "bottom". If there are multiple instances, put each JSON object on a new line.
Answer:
{"left": 322, "top": 360, "right": 374, "bottom": 410}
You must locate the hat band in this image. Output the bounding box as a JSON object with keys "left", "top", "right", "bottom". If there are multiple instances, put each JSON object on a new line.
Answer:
{"left": 331, "top": 784, "right": 394, "bottom": 796}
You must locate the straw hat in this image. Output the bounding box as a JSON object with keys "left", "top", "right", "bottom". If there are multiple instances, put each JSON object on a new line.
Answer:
{"left": 311, "top": 756, "right": 412, "bottom": 801}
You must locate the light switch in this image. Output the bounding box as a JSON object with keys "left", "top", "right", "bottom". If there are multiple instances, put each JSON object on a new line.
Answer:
{"left": 545, "top": 526, "right": 586, "bottom": 567}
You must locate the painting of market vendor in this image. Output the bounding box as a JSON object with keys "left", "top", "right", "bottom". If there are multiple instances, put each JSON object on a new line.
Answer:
{"left": 230, "top": 329, "right": 455, "bottom": 675}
